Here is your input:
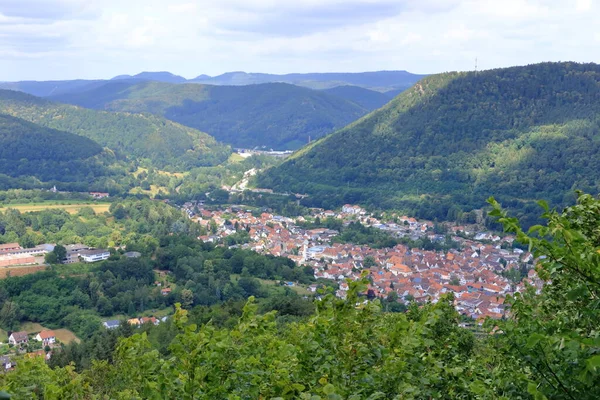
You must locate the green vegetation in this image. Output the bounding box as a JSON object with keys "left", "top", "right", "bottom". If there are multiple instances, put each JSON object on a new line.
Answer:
{"left": 258, "top": 62, "right": 600, "bottom": 225}
{"left": 0, "top": 114, "right": 101, "bottom": 162}
{"left": 51, "top": 81, "right": 370, "bottom": 149}
{"left": 0, "top": 197, "right": 195, "bottom": 251}
{"left": 0, "top": 89, "right": 230, "bottom": 170}
{"left": 0, "top": 113, "right": 124, "bottom": 189}
{"left": 332, "top": 221, "right": 459, "bottom": 251}
{"left": 298, "top": 218, "right": 459, "bottom": 251}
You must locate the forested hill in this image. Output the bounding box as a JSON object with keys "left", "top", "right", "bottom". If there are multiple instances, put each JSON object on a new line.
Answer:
{"left": 322, "top": 85, "right": 391, "bottom": 110}
{"left": 0, "top": 114, "right": 122, "bottom": 188}
{"left": 257, "top": 62, "right": 600, "bottom": 222}
{"left": 50, "top": 81, "right": 369, "bottom": 149}
{"left": 0, "top": 114, "right": 101, "bottom": 161}
{"left": 0, "top": 90, "right": 230, "bottom": 170}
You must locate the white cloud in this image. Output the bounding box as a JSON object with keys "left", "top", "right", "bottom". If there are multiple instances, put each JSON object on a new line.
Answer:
{"left": 0, "top": 0, "right": 599, "bottom": 80}
{"left": 576, "top": 0, "right": 592, "bottom": 11}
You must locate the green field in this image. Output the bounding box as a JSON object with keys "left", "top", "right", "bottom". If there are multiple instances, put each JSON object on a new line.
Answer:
{"left": 0, "top": 201, "right": 110, "bottom": 214}
{"left": 227, "top": 153, "right": 245, "bottom": 163}
{"left": 53, "top": 262, "right": 96, "bottom": 276}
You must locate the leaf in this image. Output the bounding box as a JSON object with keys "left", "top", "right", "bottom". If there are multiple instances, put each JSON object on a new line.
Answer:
{"left": 586, "top": 355, "right": 600, "bottom": 371}
{"left": 469, "top": 380, "right": 487, "bottom": 395}
{"left": 322, "top": 384, "right": 336, "bottom": 395}
{"left": 526, "top": 333, "right": 545, "bottom": 348}
{"left": 527, "top": 382, "right": 548, "bottom": 400}
{"left": 537, "top": 200, "right": 549, "bottom": 212}
{"left": 292, "top": 383, "right": 306, "bottom": 392}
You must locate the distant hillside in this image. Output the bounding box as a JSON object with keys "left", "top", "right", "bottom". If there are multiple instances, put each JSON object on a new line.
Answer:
{"left": 258, "top": 62, "right": 600, "bottom": 223}
{"left": 322, "top": 86, "right": 391, "bottom": 110}
{"left": 0, "top": 114, "right": 121, "bottom": 188}
{"left": 0, "top": 90, "right": 230, "bottom": 170}
{"left": 0, "top": 80, "right": 106, "bottom": 97}
{"left": 51, "top": 81, "right": 369, "bottom": 149}
{"left": 112, "top": 71, "right": 187, "bottom": 83}
{"left": 383, "top": 88, "right": 406, "bottom": 98}
{"left": 1, "top": 70, "right": 425, "bottom": 98}
{"left": 189, "top": 70, "right": 426, "bottom": 91}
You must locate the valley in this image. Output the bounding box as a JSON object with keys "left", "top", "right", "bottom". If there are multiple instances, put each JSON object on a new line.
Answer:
{"left": 0, "top": 61, "right": 599, "bottom": 398}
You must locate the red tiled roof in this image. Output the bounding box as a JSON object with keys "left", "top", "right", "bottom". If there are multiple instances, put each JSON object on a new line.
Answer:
{"left": 38, "top": 330, "right": 55, "bottom": 339}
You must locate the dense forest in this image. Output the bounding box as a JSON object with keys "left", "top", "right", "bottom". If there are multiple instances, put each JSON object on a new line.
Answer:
{"left": 0, "top": 114, "right": 121, "bottom": 186}
{"left": 258, "top": 62, "right": 600, "bottom": 225}
{"left": 50, "top": 81, "right": 370, "bottom": 149}
{"left": 0, "top": 89, "right": 231, "bottom": 170}
{"left": 0, "top": 192, "right": 599, "bottom": 398}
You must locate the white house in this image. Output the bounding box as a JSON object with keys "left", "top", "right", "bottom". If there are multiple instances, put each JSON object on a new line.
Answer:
{"left": 0, "top": 356, "right": 12, "bottom": 371}
{"left": 35, "top": 330, "right": 56, "bottom": 346}
{"left": 342, "top": 204, "right": 364, "bottom": 215}
{"left": 8, "top": 331, "right": 28, "bottom": 346}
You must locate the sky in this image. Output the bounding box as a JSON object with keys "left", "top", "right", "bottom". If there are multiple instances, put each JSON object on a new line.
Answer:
{"left": 0, "top": 0, "right": 598, "bottom": 81}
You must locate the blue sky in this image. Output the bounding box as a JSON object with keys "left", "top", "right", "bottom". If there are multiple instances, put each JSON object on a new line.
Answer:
{"left": 0, "top": 0, "right": 598, "bottom": 81}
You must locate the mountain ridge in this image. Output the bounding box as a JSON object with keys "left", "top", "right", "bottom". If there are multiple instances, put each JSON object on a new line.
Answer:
{"left": 257, "top": 62, "right": 600, "bottom": 223}
{"left": 1, "top": 70, "right": 425, "bottom": 97}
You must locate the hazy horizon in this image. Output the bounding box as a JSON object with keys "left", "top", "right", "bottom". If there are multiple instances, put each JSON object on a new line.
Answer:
{"left": 1, "top": 0, "right": 598, "bottom": 81}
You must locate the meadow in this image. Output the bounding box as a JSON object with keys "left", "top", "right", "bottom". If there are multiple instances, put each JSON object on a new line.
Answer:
{"left": 0, "top": 201, "right": 110, "bottom": 214}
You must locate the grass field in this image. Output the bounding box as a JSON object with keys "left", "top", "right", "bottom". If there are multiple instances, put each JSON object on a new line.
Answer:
{"left": 18, "top": 323, "right": 80, "bottom": 344}
{"left": 228, "top": 153, "right": 245, "bottom": 163}
{"left": 0, "top": 202, "right": 110, "bottom": 214}
{"left": 54, "top": 329, "right": 80, "bottom": 344}
{"left": 129, "top": 184, "right": 168, "bottom": 197}
{"left": 0, "top": 329, "right": 8, "bottom": 343}
{"left": 53, "top": 262, "right": 96, "bottom": 276}
{"left": 133, "top": 167, "right": 186, "bottom": 178}
{"left": 20, "top": 322, "right": 46, "bottom": 334}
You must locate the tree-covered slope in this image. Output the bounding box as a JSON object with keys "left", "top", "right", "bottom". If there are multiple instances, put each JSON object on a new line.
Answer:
{"left": 258, "top": 62, "right": 600, "bottom": 220}
{"left": 322, "top": 85, "right": 391, "bottom": 110}
{"left": 51, "top": 81, "right": 370, "bottom": 149}
{"left": 0, "top": 89, "right": 230, "bottom": 170}
{"left": 0, "top": 113, "right": 123, "bottom": 187}
{"left": 0, "top": 113, "right": 101, "bottom": 162}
